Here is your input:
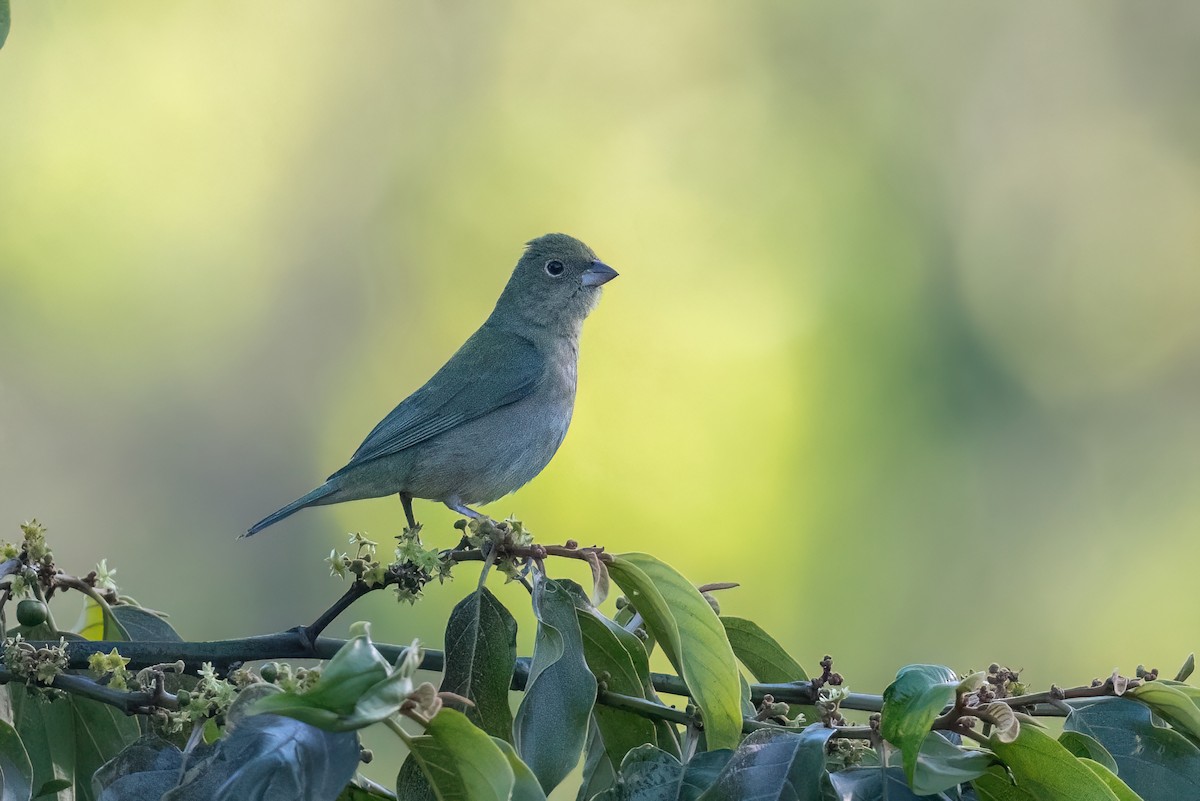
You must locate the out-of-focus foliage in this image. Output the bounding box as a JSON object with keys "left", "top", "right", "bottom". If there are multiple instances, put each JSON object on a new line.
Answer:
{"left": 2, "top": 1, "right": 1199, "bottom": 795}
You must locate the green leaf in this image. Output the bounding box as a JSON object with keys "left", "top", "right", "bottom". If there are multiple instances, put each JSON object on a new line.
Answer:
{"left": 697, "top": 727, "right": 834, "bottom": 800}
{"left": 880, "top": 664, "right": 958, "bottom": 783}
{"left": 11, "top": 686, "right": 141, "bottom": 801}
{"left": 396, "top": 755, "right": 436, "bottom": 801}
{"left": 1066, "top": 697, "right": 1200, "bottom": 801}
{"left": 987, "top": 722, "right": 1122, "bottom": 800}
{"left": 513, "top": 576, "right": 596, "bottom": 794}
{"left": 0, "top": 0, "right": 9, "bottom": 51}
{"left": 252, "top": 625, "right": 421, "bottom": 731}
{"left": 608, "top": 554, "right": 741, "bottom": 751}
{"left": 911, "top": 731, "right": 994, "bottom": 795}
{"left": 612, "top": 745, "right": 731, "bottom": 801}
{"left": 1079, "top": 758, "right": 1144, "bottom": 801}
{"left": 1128, "top": 681, "right": 1200, "bottom": 742}
{"left": 407, "top": 709, "right": 515, "bottom": 801}
{"left": 493, "top": 738, "right": 548, "bottom": 801}
{"left": 162, "top": 714, "right": 359, "bottom": 800}
{"left": 33, "top": 779, "right": 70, "bottom": 799}
{"left": 441, "top": 587, "right": 517, "bottom": 741}
{"left": 719, "top": 617, "right": 808, "bottom": 682}
{"left": 91, "top": 735, "right": 183, "bottom": 800}
{"left": 576, "top": 609, "right": 657, "bottom": 767}
{"left": 828, "top": 765, "right": 955, "bottom": 800}
{"left": 110, "top": 606, "right": 180, "bottom": 642}
{"left": 577, "top": 718, "right": 617, "bottom": 801}
{"left": 0, "top": 718, "right": 33, "bottom": 801}
{"left": 1059, "top": 731, "right": 1119, "bottom": 775}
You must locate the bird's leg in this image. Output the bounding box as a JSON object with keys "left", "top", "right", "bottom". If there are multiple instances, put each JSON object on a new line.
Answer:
{"left": 399, "top": 492, "right": 419, "bottom": 532}
{"left": 444, "top": 499, "right": 482, "bottom": 519}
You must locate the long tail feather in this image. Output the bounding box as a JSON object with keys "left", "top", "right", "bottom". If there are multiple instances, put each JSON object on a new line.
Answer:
{"left": 243, "top": 483, "right": 338, "bottom": 538}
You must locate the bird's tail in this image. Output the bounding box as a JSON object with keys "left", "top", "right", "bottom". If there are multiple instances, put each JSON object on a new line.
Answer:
{"left": 243, "top": 482, "right": 339, "bottom": 538}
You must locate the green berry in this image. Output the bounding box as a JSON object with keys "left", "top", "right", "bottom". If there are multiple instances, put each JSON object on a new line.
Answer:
{"left": 15, "top": 599, "right": 48, "bottom": 627}
{"left": 260, "top": 663, "right": 279, "bottom": 683}
{"left": 176, "top": 690, "right": 191, "bottom": 707}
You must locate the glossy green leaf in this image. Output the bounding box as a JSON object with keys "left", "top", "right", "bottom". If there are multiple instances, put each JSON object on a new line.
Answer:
{"left": 11, "top": 684, "right": 140, "bottom": 801}
{"left": 513, "top": 577, "right": 596, "bottom": 794}
{"left": 34, "top": 779, "right": 71, "bottom": 798}
{"left": 252, "top": 625, "right": 421, "bottom": 731}
{"left": 110, "top": 606, "right": 180, "bottom": 642}
{"left": 722, "top": 616, "right": 814, "bottom": 723}
{"left": 1059, "top": 731, "right": 1118, "bottom": 775}
{"left": 395, "top": 755, "right": 436, "bottom": 801}
{"left": 0, "top": 718, "right": 33, "bottom": 801}
{"left": 880, "top": 664, "right": 958, "bottom": 783}
{"left": 610, "top": 745, "right": 731, "bottom": 801}
{"left": 407, "top": 709, "right": 515, "bottom": 801}
{"left": 608, "top": 554, "right": 741, "bottom": 751}
{"left": 493, "top": 738, "right": 548, "bottom": 801}
{"left": 1066, "top": 697, "right": 1200, "bottom": 801}
{"left": 91, "top": 734, "right": 183, "bottom": 800}
{"left": 577, "top": 718, "right": 617, "bottom": 801}
{"left": 827, "top": 765, "right": 955, "bottom": 800}
{"left": 987, "top": 722, "right": 1121, "bottom": 800}
{"left": 965, "top": 766, "right": 1036, "bottom": 801}
{"left": 441, "top": 587, "right": 517, "bottom": 741}
{"left": 1079, "top": 758, "right": 1143, "bottom": 801}
{"left": 911, "top": 731, "right": 994, "bottom": 795}
{"left": 697, "top": 727, "right": 834, "bottom": 801}
{"left": 0, "top": 0, "right": 9, "bottom": 51}
{"left": 577, "top": 609, "right": 658, "bottom": 766}
{"left": 720, "top": 617, "right": 808, "bottom": 682}
{"left": 1127, "top": 681, "right": 1200, "bottom": 742}
{"left": 162, "top": 714, "right": 359, "bottom": 800}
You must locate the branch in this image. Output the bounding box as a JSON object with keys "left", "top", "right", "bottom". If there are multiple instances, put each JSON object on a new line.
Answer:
{"left": 0, "top": 669, "right": 177, "bottom": 714}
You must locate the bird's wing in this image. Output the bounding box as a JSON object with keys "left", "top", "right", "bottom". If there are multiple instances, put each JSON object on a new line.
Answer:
{"left": 331, "top": 328, "right": 545, "bottom": 475}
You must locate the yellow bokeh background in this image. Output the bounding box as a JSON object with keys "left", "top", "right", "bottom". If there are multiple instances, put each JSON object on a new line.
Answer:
{"left": 2, "top": 1, "right": 1199, "bottom": 793}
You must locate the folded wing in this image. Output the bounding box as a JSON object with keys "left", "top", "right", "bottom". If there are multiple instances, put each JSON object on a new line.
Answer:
{"left": 331, "top": 327, "right": 545, "bottom": 477}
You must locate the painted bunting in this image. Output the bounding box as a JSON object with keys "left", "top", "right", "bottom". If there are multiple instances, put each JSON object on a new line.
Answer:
{"left": 245, "top": 233, "right": 618, "bottom": 537}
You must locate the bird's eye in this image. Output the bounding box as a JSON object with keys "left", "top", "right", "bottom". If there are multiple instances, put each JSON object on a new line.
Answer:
{"left": 544, "top": 259, "right": 565, "bottom": 277}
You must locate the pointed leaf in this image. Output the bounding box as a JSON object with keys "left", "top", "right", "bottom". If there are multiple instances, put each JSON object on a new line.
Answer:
{"left": 110, "top": 606, "right": 180, "bottom": 642}
{"left": 881, "top": 664, "right": 958, "bottom": 783}
{"left": 911, "top": 731, "right": 994, "bottom": 796}
{"left": 162, "top": 714, "right": 359, "bottom": 800}
{"left": 576, "top": 610, "right": 657, "bottom": 766}
{"left": 0, "top": 0, "right": 8, "bottom": 50}
{"left": 987, "top": 723, "right": 1121, "bottom": 800}
{"left": 1059, "top": 731, "right": 1118, "bottom": 775}
{"left": 828, "top": 765, "right": 955, "bottom": 800}
{"left": 395, "top": 755, "right": 435, "bottom": 801}
{"left": 493, "top": 739, "right": 548, "bottom": 801}
{"left": 577, "top": 718, "right": 617, "bottom": 801}
{"left": 513, "top": 577, "right": 596, "bottom": 794}
{"left": 407, "top": 709, "right": 515, "bottom": 801}
{"left": 1066, "top": 697, "right": 1200, "bottom": 801}
{"left": 11, "top": 684, "right": 141, "bottom": 801}
{"left": 441, "top": 587, "right": 517, "bottom": 741}
{"left": 0, "top": 717, "right": 33, "bottom": 801}
{"left": 697, "top": 727, "right": 835, "bottom": 801}
{"left": 1079, "top": 758, "right": 1144, "bottom": 801}
{"left": 609, "top": 554, "right": 741, "bottom": 751}
{"left": 1128, "top": 681, "right": 1200, "bottom": 742}
{"left": 719, "top": 617, "right": 808, "bottom": 682}
{"left": 92, "top": 735, "right": 183, "bottom": 801}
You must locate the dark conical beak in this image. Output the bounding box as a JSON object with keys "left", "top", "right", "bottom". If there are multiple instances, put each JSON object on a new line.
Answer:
{"left": 582, "top": 260, "right": 619, "bottom": 288}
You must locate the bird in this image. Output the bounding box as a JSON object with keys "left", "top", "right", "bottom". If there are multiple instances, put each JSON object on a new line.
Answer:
{"left": 244, "top": 233, "right": 618, "bottom": 538}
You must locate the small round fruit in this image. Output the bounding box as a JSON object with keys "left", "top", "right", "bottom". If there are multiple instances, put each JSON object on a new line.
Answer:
{"left": 16, "top": 599, "right": 48, "bottom": 627}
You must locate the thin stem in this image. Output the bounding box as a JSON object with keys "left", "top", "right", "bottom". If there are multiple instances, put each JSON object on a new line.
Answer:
{"left": 303, "top": 581, "right": 373, "bottom": 644}
{"left": 55, "top": 575, "right": 121, "bottom": 637}
{"left": 384, "top": 716, "right": 413, "bottom": 744}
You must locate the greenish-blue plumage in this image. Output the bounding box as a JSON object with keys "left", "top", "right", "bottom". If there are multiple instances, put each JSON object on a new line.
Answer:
{"left": 245, "top": 233, "right": 618, "bottom": 537}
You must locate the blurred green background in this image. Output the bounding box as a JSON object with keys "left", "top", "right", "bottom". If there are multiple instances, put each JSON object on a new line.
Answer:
{"left": 2, "top": 0, "right": 1200, "bottom": 792}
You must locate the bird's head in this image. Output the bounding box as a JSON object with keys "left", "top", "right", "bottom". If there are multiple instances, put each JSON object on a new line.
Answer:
{"left": 493, "top": 233, "right": 618, "bottom": 331}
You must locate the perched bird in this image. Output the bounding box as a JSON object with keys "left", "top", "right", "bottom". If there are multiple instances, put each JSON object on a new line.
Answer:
{"left": 245, "top": 233, "right": 618, "bottom": 537}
